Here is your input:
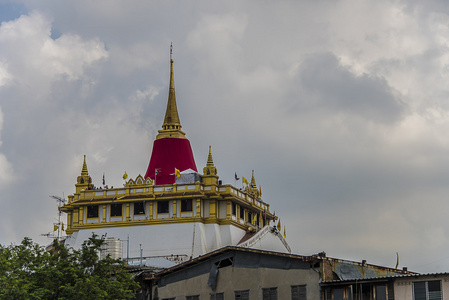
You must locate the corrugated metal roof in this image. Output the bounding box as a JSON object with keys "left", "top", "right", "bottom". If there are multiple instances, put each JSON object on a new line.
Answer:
{"left": 321, "top": 272, "right": 449, "bottom": 284}
{"left": 151, "top": 245, "right": 415, "bottom": 279}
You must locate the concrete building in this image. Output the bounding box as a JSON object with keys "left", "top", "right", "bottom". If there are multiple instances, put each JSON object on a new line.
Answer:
{"left": 322, "top": 272, "right": 448, "bottom": 300}
{"left": 136, "top": 246, "right": 413, "bottom": 300}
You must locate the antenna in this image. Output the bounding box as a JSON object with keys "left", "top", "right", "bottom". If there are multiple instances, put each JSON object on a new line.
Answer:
{"left": 51, "top": 195, "right": 67, "bottom": 205}
{"left": 41, "top": 195, "right": 67, "bottom": 241}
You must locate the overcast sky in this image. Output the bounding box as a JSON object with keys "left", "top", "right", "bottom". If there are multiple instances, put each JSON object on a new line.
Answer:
{"left": 1, "top": 0, "right": 449, "bottom": 273}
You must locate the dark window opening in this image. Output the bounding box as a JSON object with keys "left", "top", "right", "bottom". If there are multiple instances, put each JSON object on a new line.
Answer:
{"left": 158, "top": 200, "right": 169, "bottom": 214}
{"left": 211, "top": 293, "right": 224, "bottom": 300}
{"left": 376, "top": 285, "right": 387, "bottom": 300}
{"left": 186, "top": 296, "right": 199, "bottom": 300}
{"left": 181, "top": 199, "right": 193, "bottom": 212}
{"left": 428, "top": 280, "right": 442, "bottom": 293}
{"left": 414, "top": 280, "right": 442, "bottom": 300}
{"left": 334, "top": 289, "right": 344, "bottom": 300}
{"left": 239, "top": 207, "right": 244, "bottom": 220}
{"left": 134, "top": 202, "right": 145, "bottom": 215}
{"left": 235, "top": 290, "right": 249, "bottom": 300}
{"left": 87, "top": 205, "right": 99, "bottom": 218}
{"left": 232, "top": 203, "right": 236, "bottom": 215}
{"left": 292, "top": 285, "right": 306, "bottom": 300}
{"left": 263, "top": 287, "right": 277, "bottom": 300}
{"left": 361, "top": 283, "right": 371, "bottom": 300}
{"left": 110, "top": 204, "right": 122, "bottom": 217}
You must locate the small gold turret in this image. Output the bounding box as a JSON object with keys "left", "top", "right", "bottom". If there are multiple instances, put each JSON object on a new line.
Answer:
{"left": 202, "top": 146, "right": 218, "bottom": 185}
{"left": 75, "top": 155, "right": 93, "bottom": 194}
{"left": 81, "top": 155, "right": 88, "bottom": 176}
{"left": 249, "top": 170, "right": 260, "bottom": 198}
{"left": 156, "top": 44, "right": 186, "bottom": 140}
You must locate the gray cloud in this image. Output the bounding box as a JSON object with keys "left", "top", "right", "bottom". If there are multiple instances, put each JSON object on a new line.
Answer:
{"left": 298, "top": 52, "right": 405, "bottom": 124}
{"left": 1, "top": 1, "right": 449, "bottom": 274}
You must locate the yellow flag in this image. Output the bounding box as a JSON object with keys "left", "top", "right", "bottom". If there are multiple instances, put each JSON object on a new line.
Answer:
{"left": 61, "top": 222, "right": 64, "bottom": 231}
{"left": 284, "top": 226, "right": 286, "bottom": 239}
{"left": 242, "top": 176, "right": 249, "bottom": 185}
{"left": 277, "top": 219, "right": 281, "bottom": 231}
{"left": 175, "top": 168, "right": 181, "bottom": 178}
{"left": 123, "top": 171, "right": 128, "bottom": 180}
{"left": 252, "top": 213, "right": 257, "bottom": 225}
{"left": 53, "top": 224, "right": 58, "bottom": 231}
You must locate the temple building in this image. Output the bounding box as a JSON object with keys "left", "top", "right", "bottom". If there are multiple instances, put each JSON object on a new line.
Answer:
{"left": 59, "top": 53, "right": 290, "bottom": 262}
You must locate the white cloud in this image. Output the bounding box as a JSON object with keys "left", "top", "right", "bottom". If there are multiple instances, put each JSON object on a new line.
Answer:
{"left": 40, "top": 33, "right": 107, "bottom": 80}
{"left": 0, "top": 106, "right": 15, "bottom": 187}
{"left": 0, "top": 11, "right": 107, "bottom": 101}
{"left": 0, "top": 61, "right": 11, "bottom": 87}
{"left": 1, "top": 1, "right": 449, "bottom": 273}
{"left": 0, "top": 152, "right": 14, "bottom": 187}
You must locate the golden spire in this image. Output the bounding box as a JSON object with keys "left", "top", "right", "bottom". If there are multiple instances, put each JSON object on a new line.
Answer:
{"left": 156, "top": 44, "right": 186, "bottom": 140}
{"left": 81, "top": 155, "right": 88, "bottom": 176}
{"left": 76, "top": 155, "right": 93, "bottom": 193}
{"left": 250, "top": 170, "right": 256, "bottom": 188}
{"left": 249, "top": 170, "right": 260, "bottom": 198}
{"left": 203, "top": 145, "right": 218, "bottom": 183}
{"left": 206, "top": 145, "right": 214, "bottom": 166}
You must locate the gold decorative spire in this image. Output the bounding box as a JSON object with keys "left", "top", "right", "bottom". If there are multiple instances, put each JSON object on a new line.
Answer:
{"left": 250, "top": 170, "right": 256, "bottom": 188}
{"left": 76, "top": 155, "right": 93, "bottom": 193}
{"left": 206, "top": 145, "right": 214, "bottom": 166}
{"left": 249, "top": 170, "right": 260, "bottom": 198}
{"left": 156, "top": 44, "right": 186, "bottom": 140}
{"left": 203, "top": 146, "right": 218, "bottom": 183}
{"left": 81, "top": 155, "right": 88, "bottom": 176}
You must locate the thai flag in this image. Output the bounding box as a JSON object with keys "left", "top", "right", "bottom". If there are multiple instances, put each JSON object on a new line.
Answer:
{"left": 102, "top": 173, "right": 105, "bottom": 185}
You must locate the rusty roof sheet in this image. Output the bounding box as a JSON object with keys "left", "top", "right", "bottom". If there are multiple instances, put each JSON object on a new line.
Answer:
{"left": 321, "top": 272, "right": 448, "bottom": 284}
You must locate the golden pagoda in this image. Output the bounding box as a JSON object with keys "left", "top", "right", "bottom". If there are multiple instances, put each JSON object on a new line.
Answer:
{"left": 59, "top": 48, "right": 289, "bottom": 261}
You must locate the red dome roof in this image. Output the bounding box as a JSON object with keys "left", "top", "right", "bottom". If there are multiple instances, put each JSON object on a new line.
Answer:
{"left": 144, "top": 137, "right": 197, "bottom": 185}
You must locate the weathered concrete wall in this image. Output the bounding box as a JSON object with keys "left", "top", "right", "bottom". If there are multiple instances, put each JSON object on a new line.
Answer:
{"left": 394, "top": 274, "right": 449, "bottom": 300}
{"left": 156, "top": 266, "right": 321, "bottom": 300}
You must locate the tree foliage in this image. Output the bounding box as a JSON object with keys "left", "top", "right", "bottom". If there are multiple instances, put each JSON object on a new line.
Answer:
{"left": 0, "top": 234, "right": 139, "bottom": 300}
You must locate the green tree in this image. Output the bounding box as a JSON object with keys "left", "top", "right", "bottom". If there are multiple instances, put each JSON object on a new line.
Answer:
{"left": 0, "top": 234, "right": 139, "bottom": 300}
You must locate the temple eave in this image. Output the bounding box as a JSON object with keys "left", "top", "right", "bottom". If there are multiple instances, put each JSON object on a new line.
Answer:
{"left": 156, "top": 132, "right": 187, "bottom": 140}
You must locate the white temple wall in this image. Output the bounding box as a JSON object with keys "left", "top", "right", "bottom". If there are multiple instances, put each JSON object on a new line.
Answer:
{"left": 203, "top": 200, "right": 210, "bottom": 217}
{"left": 218, "top": 201, "right": 227, "bottom": 219}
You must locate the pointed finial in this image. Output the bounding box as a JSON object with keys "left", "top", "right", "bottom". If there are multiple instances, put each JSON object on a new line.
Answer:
{"left": 203, "top": 145, "right": 218, "bottom": 179}
{"left": 155, "top": 44, "right": 187, "bottom": 139}
{"left": 207, "top": 145, "right": 214, "bottom": 166}
{"left": 250, "top": 170, "right": 256, "bottom": 187}
{"left": 157, "top": 44, "right": 184, "bottom": 140}
{"left": 81, "top": 155, "right": 88, "bottom": 176}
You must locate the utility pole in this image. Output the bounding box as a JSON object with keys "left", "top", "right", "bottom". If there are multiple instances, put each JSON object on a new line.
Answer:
{"left": 127, "top": 234, "right": 130, "bottom": 264}
{"left": 140, "top": 244, "right": 143, "bottom": 267}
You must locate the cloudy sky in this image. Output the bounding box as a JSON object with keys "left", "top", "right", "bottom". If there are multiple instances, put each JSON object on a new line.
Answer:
{"left": 1, "top": 0, "right": 449, "bottom": 273}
